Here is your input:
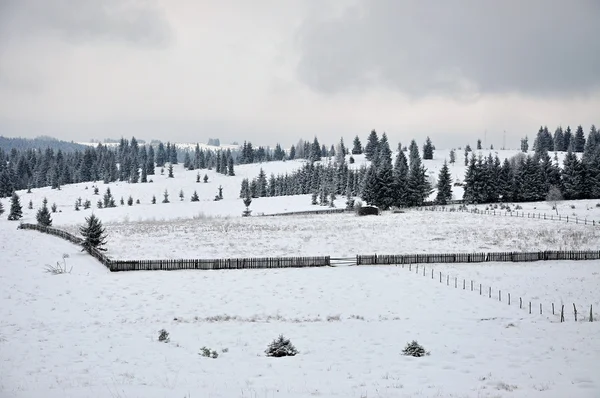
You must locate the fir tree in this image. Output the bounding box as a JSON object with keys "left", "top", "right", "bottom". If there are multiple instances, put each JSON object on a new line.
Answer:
{"left": 191, "top": 190, "right": 199, "bottom": 202}
{"left": 197, "top": 172, "right": 201, "bottom": 183}
{"left": 561, "top": 150, "right": 583, "bottom": 199}
{"left": 228, "top": 156, "right": 235, "bottom": 176}
{"left": 553, "top": 126, "right": 565, "bottom": 152}
{"left": 120, "top": 196, "right": 125, "bottom": 206}
{"left": 477, "top": 139, "right": 482, "bottom": 150}
{"left": 168, "top": 164, "right": 174, "bottom": 178}
{"left": 364, "top": 130, "right": 379, "bottom": 161}
{"left": 352, "top": 135, "right": 363, "bottom": 154}
{"left": 406, "top": 154, "right": 431, "bottom": 206}
{"left": 423, "top": 137, "right": 434, "bottom": 160}
{"left": 374, "top": 133, "right": 394, "bottom": 209}
{"left": 51, "top": 203, "right": 57, "bottom": 213}
{"left": 408, "top": 140, "right": 420, "bottom": 166}
{"left": 242, "top": 193, "right": 252, "bottom": 216}
{"left": 162, "top": 190, "right": 170, "bottom": 203}
{"left": 361, "top": 164, "right": 380, "bottom": 206}
{"left": 0, "top": 200, "right": 4, "bottom": 216}
{"left": 151, "top": 195, "right": 156, "bottom": 204}
{"left": 203, "top": 174, "right": 208, "bottom": 183}
{"left": 36, "top": 198, "right": 52, "bottom": 226}
{"left": 563, "top": 126, "right": 573, "bottom": 151}
{"left": 573, "top": 125, "right": 586, "bottom": 152}
{"left": 449, "top": 149, "right": 456, "bottom": 164}
{"left": 435, "top": 161, "right": 452, "bottom": 205}
{"left": 392, "top": 145, "right": 409, "bottom": 207}
{"left": 127, "top": 196, "right": 133, "bottom": 206}
{"left": 521, "top": 136, "right": 529, "bottom": 152}
{"left": 7, "top": 192, "right": 22, "bottom": 220}
{"left": 179, "top": 189, "right": 184, "bottom": 201}
{"left": 83, "top": 199, "right": 91, "bottom": 209}
{"left": 28, "top": 199, "right": 33, "bottom": 210}
{"left": 79, "top": 214, "right": 108, "bottom": 252}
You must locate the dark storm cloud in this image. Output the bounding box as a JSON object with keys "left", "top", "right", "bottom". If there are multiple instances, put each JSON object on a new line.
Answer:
{"left": 295, "top": 0, "right": 600, "bottom": 98}
{"left": 0, "top": 0, "right": 172, "bottom": 47}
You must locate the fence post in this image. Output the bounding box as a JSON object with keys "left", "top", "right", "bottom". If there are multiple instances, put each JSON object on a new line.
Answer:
{"left": 508, "top": 293, "right": 510, "bottom": 305}
{"left": 471, "top": 280, "right": 473, "bottom": 291}
{"left": 561, "top": 305, "right": 565, "bottom": 322}
{"left": 479, "top": 283, "right": 482, "bottom": 295}
{"left": 463, "top": 279, "right": 465, "bottom": 290}
{"left": 520, "top": 297, "right": 522, "bottom": 309}
{"left": 489, "top": 287, "right": 491, "bottom": 298}
{"left": 529, "top": 302, "right": 532, "bottom": 314}
{"left": 439, "top": 272, "right": 442, "bottom": 283}
{"left": 552, "top": 303, "right": 555, "bottom": 315}
{"left": 447, "top": 275, "right": 449, "bottom": 285}
{"left": 499, "top": 290, "right": 501, "bottom": 302}
{"left": 573, "top": 303, "right": 578, "bottom": 321}
{"left": 590, "top": 305, "right": 594, "bottom": 322}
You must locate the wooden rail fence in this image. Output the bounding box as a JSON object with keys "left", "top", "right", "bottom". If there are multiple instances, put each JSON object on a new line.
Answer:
{"left": 263, "top": 208, "right": 351, "bottom": 217}
{"left": 357, "top": 250, "right": 600, "bottom": 265}
{"left": 18, "top": 223, "right": 330, "bottom": 272}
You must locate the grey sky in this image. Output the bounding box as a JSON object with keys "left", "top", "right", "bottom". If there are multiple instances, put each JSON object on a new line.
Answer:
{"left": 0, "top": 0, "right": 598, "bottom": 149}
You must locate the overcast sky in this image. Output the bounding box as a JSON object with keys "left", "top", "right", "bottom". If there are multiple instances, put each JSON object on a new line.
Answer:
{"left": 1, "top": 0, "right": 599, "bottom": 149}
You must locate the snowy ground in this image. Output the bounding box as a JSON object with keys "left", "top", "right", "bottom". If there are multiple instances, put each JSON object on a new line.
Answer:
{"left": 1, "top": 222, "right": 599, "bottom": 398}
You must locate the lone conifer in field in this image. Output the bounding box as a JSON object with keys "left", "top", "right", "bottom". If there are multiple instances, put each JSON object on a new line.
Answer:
{"left": 7, "top": 192, "right": 23, "bottom": 220}
{"left": 80, "top": 214, "right": 108, "bottom": 252}
{"left": 191, "top": 191, "right": 199, "bottom": 202}
{"left": 36, "top": 197, "right": 52, "bottom": 226}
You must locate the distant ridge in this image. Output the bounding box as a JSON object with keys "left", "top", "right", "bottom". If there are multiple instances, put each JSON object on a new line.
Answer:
{"left": 0, "top": 135, "right": 88, "bottom": 152}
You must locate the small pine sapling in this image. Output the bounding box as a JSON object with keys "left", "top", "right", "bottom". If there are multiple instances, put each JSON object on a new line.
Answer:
{"left": 74, "top": 201, "right": 80, "bottom": 211}
{"left": 179, "top": 189, "right": 184, "bottom": 201}
{"left": 93, "top": 186, "right": 99, "bottom": 195}
{"left": 196, "top": 172, "right": 200, "bottom": 183}
{"left": 0, "top": 200, "right": 4, "bottom": 216}
{"left": 127, "top": 196, "right": 133, "bottom": 206}
{"left": 28, "top": 200, "right": 33, "bottom": 210}
{"left": 83, "top": 199, "right": 91, "bottom": 209}
{"left": 265, "top": 335, "right": 298, "bottom": 357}
{"left": 120, "top": 196, "right": 125, "bottom": 206}
{"left": 97, "top": 200, "right": 103, "bottom": 209}
{"left": 158, "top": 329, "right": 170, "bottom": 343}
{"left": 36, "top": 198, "right": 52, "bottom": 226}
{"left": 168, "top": 164, "right": 174, "bottom": 178}
{"left": 203, "top": 174, "right": 208, "bottom": 183}
{"left": 151, "top": 195, "right": 156, "bottom": 204}
{"left": 191, "top": 191, "right": 199, "bottom": 202}
{"left": 162, "top": 190, "right": 170, "bottom": 203}
{"left": 136, "top": 199, "right": 140, "bottom": 204}
{"left": 402, "top": 340, "right": 429, "bottom": 357}
{"left": 51, "top": 203, "right": 57, "bottom": 213}
{"left": 242, "top": 194, "right": 252, "bottom": 217}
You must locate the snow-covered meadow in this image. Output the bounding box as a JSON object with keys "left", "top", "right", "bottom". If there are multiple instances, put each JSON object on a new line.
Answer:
{"left": 1, "top": 222, "right": 600, "bottom": 398}
{"left": 1, "top": 148, "right": 600, "bottom": 397}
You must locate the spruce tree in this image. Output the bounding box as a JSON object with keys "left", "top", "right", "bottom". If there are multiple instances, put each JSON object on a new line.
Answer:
{"left": 392, "top": 145, "right": 409, "bottom": 207}
{"left": 28, "top": 200, "right": 33, "bottom": 210}
{"left": 406, "top": 155, "right": 431, "bottom": 206}
{"left": 203, "top": 174, "right": 208, "bottom": 183}
{"left": 553, "top": 126, "right": 565, "bottom": 152}
{"left": 563, "top": 126, "right": 573, "bottom": 151}
{"left": 573, "top": 125, "right": 586, "bottom": 152}
{"left": 435, "top": 161, "right": 452, "bottom": 205}
{"left": 408, "top": 140, "right": 420, "bottom": 166}
{"left": 36, "top": 198, "right": 52, "bottom": 226}
{"left": 179, "top": 189, "right": 184, "bottom": 201}
{"left": 477, "top": 139, "right": 482, "bottom": 150}
{"left": 422, "top": 137, "right": 434, "bottom": 160}
{"left": 375, "top": 133, "right": 394, "bottom": 209}
{"left": 352, "top": 136, "right": 363, "bottom": 154}
{"left": 364, "top": 130, "right": 379, "bottom": 161}
{"left": 168, "top": 164, "right": 174, "bottom": 178}
{"left": 0, "top": 200, "right": 4, "bottom": 216}
{"left": 191, "top": 190, "right": 199, "bottom": 202}
{"left": 361, "top": 164, "right": 379, "bottom": 206}
{"left": 561, "top": 150, "right": 583, "bottom": 199}
{"left": 80, "top": 214, "right": 108, "bottom": 252}
{"left": 7, "top": 192, "right": 22, "bottom": 220}
{"left": 162, "top": 189, "right": 170, "bottom": 203}
{"left": 151, "top": 195, "right": 156, "bottom": 204}
{"left": 127, "top": 196, "right": 133, "bottom": 206}
{"left": 449, "top": 149, "right": 456, "bottom": 164}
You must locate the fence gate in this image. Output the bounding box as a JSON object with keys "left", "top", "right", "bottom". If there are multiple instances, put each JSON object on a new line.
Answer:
{"left": 330, "top": 257, "right": 356, "bottom": 266}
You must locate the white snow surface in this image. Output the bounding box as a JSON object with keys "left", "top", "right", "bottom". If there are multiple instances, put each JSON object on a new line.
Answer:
{"left": 2, "top": 149, "right": 600, "bottom": 398}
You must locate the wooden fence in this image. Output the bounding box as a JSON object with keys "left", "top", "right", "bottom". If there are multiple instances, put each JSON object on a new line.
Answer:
{"left": 19, "top": 223, "right": 112, "bottom": 268}
{"left": 109, "top": 256, "right": 330, "bottom": 272}
{"left": 417, "top": 205, "right": 600, "bottom": 226}
{"left": 18, "top": 223, "right": 330, "bottom": 272}
{"left": 357, "top": 250, "right": 600, "bottom": 265}
{"left": 263, "top": 208, "right": 351, "bottom": 217}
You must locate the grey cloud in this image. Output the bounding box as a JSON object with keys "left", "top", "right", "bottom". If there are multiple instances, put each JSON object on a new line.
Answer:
{"left": 0, "top": 0, "right": 172, "bottom": 47}
{"left": 295, "top": 0, "right": 600, "bottom": 98}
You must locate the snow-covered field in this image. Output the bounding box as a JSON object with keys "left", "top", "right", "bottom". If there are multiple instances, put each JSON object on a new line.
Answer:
{"left": 2, "top": 148, "right": 600, "bottom": 398}
{"left": 1, "top": 222, "right": 599, "bottom": 398}
{"left": 54, "top": 211, "right": 600, "bottom": 260}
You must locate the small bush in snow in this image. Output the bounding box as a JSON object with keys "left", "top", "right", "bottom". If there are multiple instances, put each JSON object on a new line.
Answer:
{"left": 515, "top": 205, "right": 522, "bottom": 210}
{"left": 570, "top": 204, "right": 576, "bottom": 209}
{"left": 158, "top": 329, "right": 170, "bottom": 343}
{"left": 199, "top": 346, "right": 218, "bottom": 358}
{"left": 402, "top": 340, "right": 429, "bottom": 357}
{"left": 265, "top": 335, "right": 298, "bottom": 357}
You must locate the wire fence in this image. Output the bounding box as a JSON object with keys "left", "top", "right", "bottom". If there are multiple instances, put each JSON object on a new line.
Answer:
{"left": 416, "top": 205, "right": 600, "bottom": 226}
{"left": 380, "top": 260, "right": 595, "bottom": 323}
